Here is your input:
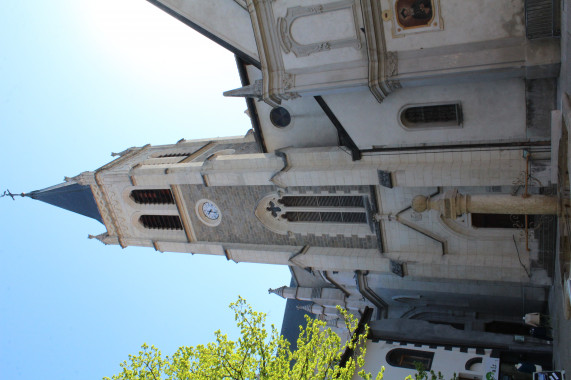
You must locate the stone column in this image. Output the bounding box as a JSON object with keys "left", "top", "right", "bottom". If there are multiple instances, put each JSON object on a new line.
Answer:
{"left": 412, "top": 189, "right": 558, "bottom": 219}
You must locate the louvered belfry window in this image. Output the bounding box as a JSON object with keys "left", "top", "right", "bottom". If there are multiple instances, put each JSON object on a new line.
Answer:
{"left": 131, "top": 189, "right": 175, "bottom": 205}
{"left": 139, "top": 215, "right": 182, "bottom": 230}
{"left": 277, "top": 195, "right": 368, "bottom": 224}
{"left": 156, "top": 153, "right": 190, "bottom": 158}
{"left": 401, "top": 104, "right": 462, "bottom": 127}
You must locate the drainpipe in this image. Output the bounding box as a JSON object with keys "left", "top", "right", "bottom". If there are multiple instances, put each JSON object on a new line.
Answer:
{"left": 356, "top": 270, "right": 388, "bottom": 319}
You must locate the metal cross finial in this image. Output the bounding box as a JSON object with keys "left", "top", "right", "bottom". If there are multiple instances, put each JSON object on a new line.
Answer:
{"left": 1, "top": 189, "right": 24, "bottom": 200}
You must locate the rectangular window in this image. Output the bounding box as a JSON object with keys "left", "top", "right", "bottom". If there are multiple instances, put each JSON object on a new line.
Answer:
{"left": 131, "top": 189, "right": 175, "bottom": 205}
{"left": 139, "top": 215, "right": 182, "bottom": 230}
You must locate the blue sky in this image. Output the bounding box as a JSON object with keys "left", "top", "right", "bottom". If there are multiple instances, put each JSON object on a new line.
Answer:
{"left": 0, "top": 1, "right": 291, "bottom": 379}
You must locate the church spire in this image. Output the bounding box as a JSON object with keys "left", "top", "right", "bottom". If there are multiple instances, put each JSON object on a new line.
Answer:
{"left": 268, "top": 286, "right": 286, "bottom": 298}
{"left": 24, "top": 181, "right": 103, "bottom": 223}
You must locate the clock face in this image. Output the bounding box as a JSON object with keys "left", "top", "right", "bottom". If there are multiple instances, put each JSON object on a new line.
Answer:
{"left": 202, "top": 201, "right": 220, "bottom": 220}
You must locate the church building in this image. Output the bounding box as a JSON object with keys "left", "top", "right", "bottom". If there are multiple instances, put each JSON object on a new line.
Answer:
{"left": 25, "top": 0, "right": 566, "bottom": 377}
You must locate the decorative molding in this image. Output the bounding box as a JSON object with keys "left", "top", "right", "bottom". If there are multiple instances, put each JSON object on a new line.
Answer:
{"left": 277, "top": 1, "right": 361, "bottom": 58}
{"left": 390, "top": 260, "right": 405, "bottom": 277}
{"left": 171, "top": 185, "right": 197, "bottom": 242}
{"left": 90, "top": 184, "right": 117, "bottom": 236}
{"left": 386, "top": 51, "right": 399, "bottom": 77}
{"left": 254, "top": 191, "right": 375, "bottom": 237}
{"left": 88, "top": 233, "right": 119, "bottom": 246}
{"left": 247, "top": 0, "right": 289, "bottom": 107}
{"left": 360, "top": 0, "right": 401, "bottom": 103}
{"left": 98, "top": 144, "right": 151, "bottom": 173}
{"left": 390, "top": 0, "right": 444, "bottom": 37}
{"left": 111, "top": 147, "right": 138, "bottom": 157}
{"left": 94, "top": 173, "right": 127, "bottom": 248}
{"left": 282, "top": 73, "right": 294, "bottom": 90}
{"left": 64, "top": 171, "right": 96, "bottom": 186}
{"left": 223, "top": 79, "right": 264, "bottom": 100}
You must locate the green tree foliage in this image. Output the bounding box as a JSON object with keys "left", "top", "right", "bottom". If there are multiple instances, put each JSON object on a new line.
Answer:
{"left": 104, "top": 297, "right": 384, "bottom": 380}
{"left": 405, "top": 363, "right": 457, "bottom": 380}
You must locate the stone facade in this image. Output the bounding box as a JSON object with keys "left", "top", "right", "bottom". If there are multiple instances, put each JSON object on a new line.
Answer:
{"left": 27, "top": 0, "right": 563, "bottom": 372}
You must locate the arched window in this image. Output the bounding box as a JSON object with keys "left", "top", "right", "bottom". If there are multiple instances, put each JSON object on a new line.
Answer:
{"left": 278, "top": 195, "right": 364, "bottom": 207}
{"left": 464, "top": 357, "right": 483, "bottom": 371}
{"left": 131, "top": 189, "right": 175, "bottom": 205}
{"left": 400, "top": 103, "right": 462, "bottom": 128}
{"left": 278, "top": 195, "right": 367, "bottom": 224}
{"left": 386, "top": 348, "right": 434, "bottom": 370}
{"left": 255, "top": 193, "right": 374, "bottom": 237}
{"left": 139, "top": 215, "right": 182, "bottom": 230}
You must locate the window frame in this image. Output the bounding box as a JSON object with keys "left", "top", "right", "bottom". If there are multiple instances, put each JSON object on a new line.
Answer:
{"left": 386, "top": 348, "right": 434, "bottom": 370}
{"left": 139, "top": 214, "right": 183, "bottom": 230}
{"left": 130, "top": 189, "right": 175, "bottom": 205}
{"left": 398, "top": 102, "right": 463, "bottom": 131}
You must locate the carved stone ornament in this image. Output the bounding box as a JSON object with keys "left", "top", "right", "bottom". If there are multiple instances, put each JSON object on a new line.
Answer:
{"left": 277, "top": 0, "right": 362, "bottom": 57}
{"left": 223, "top": 79, "right": 264, "bottom": 100}
{"left": 361, "top": 0, "right": 402, "bottom": 103}
{"left": 390, "top": 0, "right": 444, "bottom": 37}
{"left": 377, "top": 170, "right": 393, "bottom": 188}
{"left": 111, "top": 147, "right": 137, "bottom": 157}
{"left": 282, "top": 72, "right": 294, "bottom": 90}
{"left": 88, "top": 233, "right": 119, "bottom": 246}
{"left": 390, "top": 260, "right": 405, "bottom": 277}
{"left": 386, "top": 51, "right": 399, "bottom": 76}
{"left": 64, "top": 171, "right": 96, "bottom": 186}
{"left": 280, "top": 91, "right": 301, "bottom": 100}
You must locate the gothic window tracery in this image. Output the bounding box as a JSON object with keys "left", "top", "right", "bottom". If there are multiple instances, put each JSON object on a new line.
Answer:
{"left": 255, "top": 193, "right": 374, "bottom": 237}
{"left": 276, "top": 195, "right": 368, "bottom": 224}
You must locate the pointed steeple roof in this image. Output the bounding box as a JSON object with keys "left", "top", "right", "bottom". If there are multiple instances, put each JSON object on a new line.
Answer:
{"left": 26, "top": 182, "right": 103, "bottom": 223}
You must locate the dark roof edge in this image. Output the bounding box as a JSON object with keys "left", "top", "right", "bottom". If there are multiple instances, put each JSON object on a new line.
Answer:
{"left": 313, "top": 96, "right": 362, "bottom": 161}
{"left": 235, "top": 55, "right": 267, "bottom": 153}
{"left": 145, "top": 0, "right": 261, "bottom": 68}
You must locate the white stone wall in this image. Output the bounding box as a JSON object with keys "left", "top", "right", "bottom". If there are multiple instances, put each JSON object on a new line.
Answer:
{"left": 354, "top": 341, "right": 497, "bottom": 380}
{"left": 324, "top": 79, "right": 526, "bottom": 149}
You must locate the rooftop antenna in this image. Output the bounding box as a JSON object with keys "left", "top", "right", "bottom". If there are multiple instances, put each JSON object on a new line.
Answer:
{"left": 1, "top": 189, "right": 25, "bottom": 201}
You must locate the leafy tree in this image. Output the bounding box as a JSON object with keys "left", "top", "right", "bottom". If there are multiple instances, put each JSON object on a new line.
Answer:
{"left": 405, "top": 363, "right": 457, "bottom": 380}
{"left": 104, "top": 297, "right": 384, "bottom": 380}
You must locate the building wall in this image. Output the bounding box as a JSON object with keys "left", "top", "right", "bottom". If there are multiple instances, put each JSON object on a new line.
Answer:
{"left": 354, "top": 340, "right": 499, "bottom": 380}
{"left": 325, "top": 78, "right": 527, "bottom": 149}
{"left": 179, "top": 183, "right": 379, "bottom": 248}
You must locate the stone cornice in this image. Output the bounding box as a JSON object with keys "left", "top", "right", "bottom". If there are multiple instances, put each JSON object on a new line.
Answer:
{"left": 361, "top": 0, "right": 400, "bottom": 103}
{"left": 247, "top": 0, "right": 299, "bottom": 106}
{"left": 91, "top": 145, "right": 152, "bottom": 248}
